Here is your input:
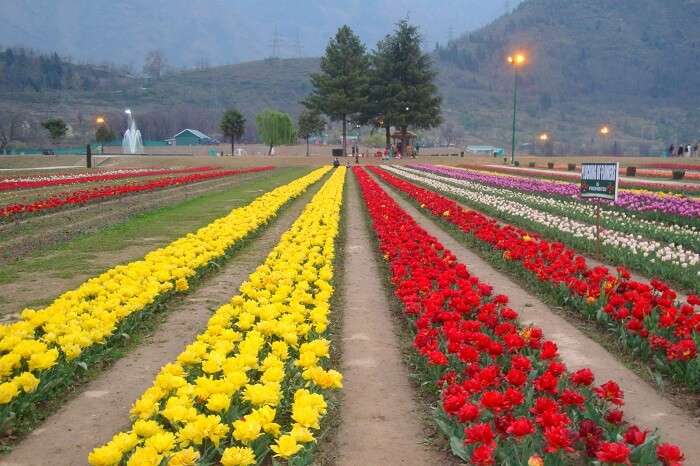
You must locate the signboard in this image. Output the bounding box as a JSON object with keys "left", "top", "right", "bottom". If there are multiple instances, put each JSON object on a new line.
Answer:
{"left": 580, "top": 162, "right": 619, "bottom": 201}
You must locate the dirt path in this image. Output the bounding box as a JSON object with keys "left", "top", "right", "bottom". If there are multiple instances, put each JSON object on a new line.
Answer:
{"left": 333, "top": 173, "right": 450, "bottom": 466}
{"left": 1, "top": 180, "right": 323, "bottom": 466}
{"left": 373, "top": 174, "right": 700, "bottom": 465}
{"left": 0, "top": 170, "right": 268, "bottom": 263}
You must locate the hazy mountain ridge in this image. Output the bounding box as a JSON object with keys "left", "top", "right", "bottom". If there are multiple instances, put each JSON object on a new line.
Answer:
{"left": 2, "top": 0, "right": 699, "bottom": 150}
{"left": 0, "top": 0, "right": 517, "bottom": 68}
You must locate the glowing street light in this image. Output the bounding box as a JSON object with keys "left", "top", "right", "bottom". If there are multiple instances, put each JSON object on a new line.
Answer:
{"left": 95, "top": 116, "right": 106, "bottom": 125}
{"left": 507, "top": 53, "right": 526, "bottom": 66}
{"left": 539, "top": 133, "right": 549, "bottom": 142}
{"left": 600, "top": 126, "right": 610, "bottom": 136}
{"left": 507, "top": 52, "right": 527, "bottom": 165}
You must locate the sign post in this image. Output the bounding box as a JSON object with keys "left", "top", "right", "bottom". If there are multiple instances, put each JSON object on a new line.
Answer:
{"left": 580, "top": 162, "right": 619, "bottom": 260}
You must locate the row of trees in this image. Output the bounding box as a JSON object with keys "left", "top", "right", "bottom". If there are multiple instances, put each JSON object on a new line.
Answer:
{"left": 220, "top": 108, "right": 325, "bottom": 156}
{"left": 304, "top": 21, "right": 442, "bottom": 155}
{"left": 220, "top": 21, "right": 446, "bottom": 158}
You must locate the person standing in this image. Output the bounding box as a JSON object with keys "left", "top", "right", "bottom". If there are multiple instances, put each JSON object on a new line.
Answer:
{"left": 669, "top": 144, "right": 675, "bottom": 158}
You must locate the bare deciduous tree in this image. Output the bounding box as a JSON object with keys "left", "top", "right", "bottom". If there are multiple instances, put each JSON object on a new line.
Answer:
{"left": 0, "top": 112, "right": 23, "bottom": 152}
{"left": 143, "top": 50, "right": 167, "bottom": 80}
{"left": 439, "top": 121, "right": 465, "bottom": 146}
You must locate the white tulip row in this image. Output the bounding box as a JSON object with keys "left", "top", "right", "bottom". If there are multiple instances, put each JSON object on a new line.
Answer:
{"left": 384, "top": 165, "right": 700, "bottom": 275}
{"left": 0, "top": 168, "right": 161, "bottom": 184}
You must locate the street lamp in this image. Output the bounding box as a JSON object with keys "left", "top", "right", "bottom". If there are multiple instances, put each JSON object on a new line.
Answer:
{"left": 600, "top": 126, "right": 610, "bottom": 136}
{"left": 95, "top": 116, "right": 107, "bottom": 154}
{"left": 539, "top": 133, "right": 549, "bottom": 142}
{"left": 507, "top": 52, "right": 526, "bottom": 165}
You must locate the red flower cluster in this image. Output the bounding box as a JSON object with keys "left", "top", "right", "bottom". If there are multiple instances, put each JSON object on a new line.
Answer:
{"left": 354, "top": 166, "right": 684, "bottom": 465}
{"left": 0, "top": 166, "right": 273, "bottom": 219}
{"left": 0, "top": 166, "right": 219, "bottom": 192}
{"left": 368, "top": 166, "right": 700, "bottom": 387}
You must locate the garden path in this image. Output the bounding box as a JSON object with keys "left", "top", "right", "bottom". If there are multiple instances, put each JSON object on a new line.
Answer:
{"left": 334, "top": 173, "right": 453, "bottom": 466}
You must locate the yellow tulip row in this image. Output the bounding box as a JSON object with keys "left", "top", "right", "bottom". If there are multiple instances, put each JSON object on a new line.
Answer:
{"left": 0, "top": 167, "right": 331, "bottom": 409}
{"left": 89, "top": 167, "right": 346, "bottom": 466}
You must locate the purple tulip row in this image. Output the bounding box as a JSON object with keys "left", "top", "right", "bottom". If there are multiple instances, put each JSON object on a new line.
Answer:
{"left": 409, "top": 164, "right": 700, "bottom": 220}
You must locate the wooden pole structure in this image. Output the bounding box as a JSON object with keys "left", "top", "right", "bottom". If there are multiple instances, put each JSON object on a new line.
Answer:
{"left": 595, "top": 204, "right": 601, "bottom": 260}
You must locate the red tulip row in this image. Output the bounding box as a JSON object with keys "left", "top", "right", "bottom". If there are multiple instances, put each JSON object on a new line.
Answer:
{"left": 0, "top": 166, "right": 220, "bottom": 192}
{"left": 354, "top": 166, "right": 684, "bottom": 466}
{"left": 0, "top": 166, "right": 274, "bottom": 219}
{"left": 368, "top": 166, "right": 700, "bottom": 389}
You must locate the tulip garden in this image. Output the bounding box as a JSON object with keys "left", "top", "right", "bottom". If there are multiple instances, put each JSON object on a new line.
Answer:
{"left": 0, "top": 160, "right": 697, "bottom": 465}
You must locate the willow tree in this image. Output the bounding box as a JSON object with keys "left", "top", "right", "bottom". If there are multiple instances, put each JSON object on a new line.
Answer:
{"left": 255, "top": 109, "right": 296, "bottom": 155}
{"left": 304, "top": 25, "right": 369, "bottom": 156}
{"left": 369, "top": 21, "right": 442, "bottom": 150}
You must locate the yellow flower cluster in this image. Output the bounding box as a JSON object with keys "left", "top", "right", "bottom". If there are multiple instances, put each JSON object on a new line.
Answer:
{"left": 89, "top": 167, "right": 346, "bottom": 466}
{"left": 0, "top": 167, "right": 331, "bottom": 407}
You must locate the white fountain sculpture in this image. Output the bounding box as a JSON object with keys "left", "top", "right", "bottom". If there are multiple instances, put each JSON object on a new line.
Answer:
{"left": 122, "top": 109, "right": 144, "bottom": 154}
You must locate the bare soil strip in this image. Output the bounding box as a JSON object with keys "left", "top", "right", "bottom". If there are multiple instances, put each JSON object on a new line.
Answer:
{"left": 334, "top": 174, "right": 450, "bottom": 466}
{"left": 1, "top": 179, "right": 322, "bottom": 466}
{"left": 0, "top": 170, "right": 269, "bottom": 263}
{"left": 374, "top": 174, "right": 700, "bottom": 465}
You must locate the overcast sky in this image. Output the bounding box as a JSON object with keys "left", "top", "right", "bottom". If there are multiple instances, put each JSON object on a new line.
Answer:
{"left": 0, "top": 0, "right": 525, "bottom": 67}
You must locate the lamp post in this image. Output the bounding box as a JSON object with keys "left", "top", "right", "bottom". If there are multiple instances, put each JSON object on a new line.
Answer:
{"left": 354, "top": 123, "right": 361, "bottom": 164}
{"left": 507, "top": 53, "right": 526, "bottom": 165}
{"left": 599, "top": 125, "right": 611, "bottom": 154}
{"left": 95, "top": 116, "right": 107, "bottom": 155}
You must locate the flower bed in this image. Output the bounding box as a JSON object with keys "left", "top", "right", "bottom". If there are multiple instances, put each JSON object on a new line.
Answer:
{"left": 0, "top": 167, "right": 330, "bottom": 435}
{"left": 519, "top": 164, "right": 700, "bottom": 182}
{"left": 355, "top": 166, "right": 685, "bottom": 466}
{"left": 422, "top": 164, "right": 700, "bottom": 222}
{"left": 89, "top": 167, "right": 346, "bottom": 466}
{"left": 0, "top": 167, "right": 219, "bottom": 192}
{"left": 0, "top": 167, "right": 274, "bottom": 220}
{"left": 641, "top": 163, "right": 700, "bottom": 172}
{"left": 390, "top": 166, "right": 700, "bottom": 291}
{"left": 370, "top": 166, "right": 700, "bottom": 389}
{"left": 461, "top": 164, "right": 700, "bottom": 195}
{"left": 410, "top": 167, "right": 699, "bottom": 252}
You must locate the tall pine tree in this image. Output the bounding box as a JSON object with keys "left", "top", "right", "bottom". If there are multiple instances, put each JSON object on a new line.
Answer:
{"left": 304, "top": 26, "right": 369, "bottom": 156}
{"left": 369, "top": 21, "right": 442, "bottom": 150}
{"left": 367, "top": 36, "right": 394, "bottom": 148}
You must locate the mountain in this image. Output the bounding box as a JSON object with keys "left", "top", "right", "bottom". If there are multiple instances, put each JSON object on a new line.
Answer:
{"left": 0, "top": 0, "right": 519, "bottom": 68}
{"left": 2, "top": 0, "right": 699, "bottom": 152}
{"left": 0, "top": 48, "right": 134, "bottom": 92}
{"left": 434, "top": 0, "right": 700, "bottom": 149}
